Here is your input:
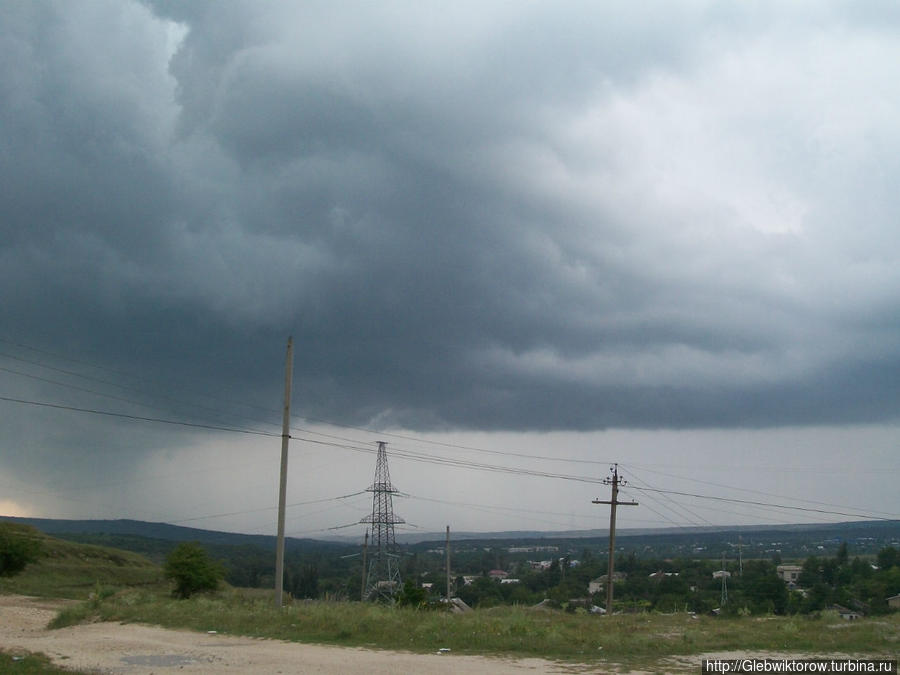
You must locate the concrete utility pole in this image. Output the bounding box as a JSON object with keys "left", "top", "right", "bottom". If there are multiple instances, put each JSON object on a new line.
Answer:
{"left": 592, "top": 464, "right": 637, "bottom": 615}
{"left": 274, "top": 337, "right": 294, "bottom": 608}
{"left": 445, "top": 525, "right": 451, "bottom": 601}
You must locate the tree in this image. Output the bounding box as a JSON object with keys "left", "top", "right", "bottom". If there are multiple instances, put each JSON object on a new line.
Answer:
{"left": 0, "top": 523, "right": 43, "bottom": 577}
{"left": 744, "top": 561, "right": 788, "bottom": 614}
{"left": 397, "top": 579, "right": 427, "bottom": 607}
{"left": 292, "top": 563, "right": 319, "bottom": 599}
{"left": 836, "top": 542, "right": 849, "bottom": 567}
{"left": 877, "top": 546, "right": 898, "bottom": 571}
{"left": 458, "top": 576, "right": 503, "bottom": 608}
{"left": 164, "top": 543, "right": 224, "bottom": 598}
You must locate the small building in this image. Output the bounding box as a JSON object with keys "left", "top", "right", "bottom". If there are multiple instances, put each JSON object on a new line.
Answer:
{"left": 831, "top": 605, "right": 861, "bottom": 621}
{"left": 529, "top": 560, "right": 553, "bottom": 571}
{"left": 887, "top": 594, "right": 900, "bottom": 610}
{"left": 588, "top": 572, "right": 626, "bottom": 595}
{"left": 488, "top": 569, "right": 509, "bottom": 580}
{"left": 649, "top": 571, "right": 678, "bottom": 581}
{"left": 500, "top": 578, "right": 520, "bottom": 584}
{"left": 712, "top": 570, "right": 731, "bottom": 580}
{"left": 776, "top": 565, "right": 802, "bottom": 584}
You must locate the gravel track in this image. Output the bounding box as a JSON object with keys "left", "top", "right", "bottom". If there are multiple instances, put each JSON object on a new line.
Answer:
{"left": 0, "top": 595, "right": 602, "bottom": 674}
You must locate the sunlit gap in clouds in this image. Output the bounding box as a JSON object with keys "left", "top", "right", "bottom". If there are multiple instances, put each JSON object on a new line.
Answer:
{"left": 0, "top": 500, "right": 31, "bottom": 518}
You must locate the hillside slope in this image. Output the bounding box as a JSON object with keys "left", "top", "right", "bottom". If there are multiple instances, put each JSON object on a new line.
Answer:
{"left": 0, "top": 523, "right": 162, "bottom": 599}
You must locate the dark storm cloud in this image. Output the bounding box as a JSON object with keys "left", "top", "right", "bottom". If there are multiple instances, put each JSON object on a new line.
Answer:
{"left": 2, "top": 0, "right": 900, "bottom": 447}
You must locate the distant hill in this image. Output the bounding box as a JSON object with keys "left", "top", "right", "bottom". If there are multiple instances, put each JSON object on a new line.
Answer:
{"left": 0, "top": 517, "right": 353, "bottom": 556}
{"left": 350, "top": 519, "right": 900, "bottom": 546}
{"left": 3, "top": 515, "right": 898, "bottom": 556}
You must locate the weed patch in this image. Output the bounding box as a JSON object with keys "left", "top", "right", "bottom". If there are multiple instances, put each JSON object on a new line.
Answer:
{"left": 50, "top": 589, "right": 899, "bottom": 668}
{"left": 0, "top": 648, "right": 89, "bottom": 674}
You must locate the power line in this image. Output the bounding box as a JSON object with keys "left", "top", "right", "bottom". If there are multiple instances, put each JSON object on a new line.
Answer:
{"left": 0, "top": 364, "right": 223, "bottom": 421}
{"left": 170, "top": 491, "right": 368, "bottom": 525}
{"left": 405, "top": 494, "right": 598, "bottom": 530}
{"left": 0, "top": 350, "right": 283, "bottom": 433}
{"left": 316, "top": 437, "right": 608, "bottom": 484}
{"left": 0, "top": 337, "right": 143, "bottom": 381}
{"left": 3, "top": 338, "right": 619, "bottom": 469}
{"left": 292, "top": 415, "right": 616, "bottom": 466}
{"left": 0, "top": 395, "right": 279, "bottom": 437}
{"left": 618, "top": 487, "right": 804, "bottom": 527}
{"left": 621, "top": 468, "right": 712, "bottom": 528}
{"left": 618, "top": 489, "right": 686, "bottom": 530}
{"left": 626, "top": 485, "right": 900, "bottom": 521}
{"left": 619, "top": 462, "right": 900, "bottom": 519}
{"left": 0, "top": 336, "right": 283, "bottom": 420}
{"left": 3, "top": 395, "right": 897, "bottom": 528}
{"left": 286, "top": 437, "right": 900, "bottom": 523}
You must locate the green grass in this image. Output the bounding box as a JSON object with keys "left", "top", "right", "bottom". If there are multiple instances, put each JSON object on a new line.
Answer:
{"left": 50, "top": 588, "right": 900, "bottom": 670}
{"left": 0, "top": 649, "right": 89, "bottom": 674}
{"left": 3, "top": 528, "right": 894, "bottom": 671}
{"left": 0, "top": 529, "right": 164, "bottom": 600}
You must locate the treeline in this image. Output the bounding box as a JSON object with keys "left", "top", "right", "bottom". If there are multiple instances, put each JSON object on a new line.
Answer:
{"left": 38, "top": 527, "right": 900, "bottom": 616}
{"left": 444, "top": 554, "right": 792, "bottom": 615}
{"left": 252, "top": 544, "right": 900, "bottom": 617}
{"left": 795, "top": 543, "right": 900, "bottom": 614}
{"left": 440, "top": 545, "right": 900, "bottom": 616}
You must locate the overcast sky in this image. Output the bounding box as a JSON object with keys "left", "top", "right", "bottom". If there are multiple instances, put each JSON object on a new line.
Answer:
{"left": 1, "top": 0, "right": 899, "bottom": 539}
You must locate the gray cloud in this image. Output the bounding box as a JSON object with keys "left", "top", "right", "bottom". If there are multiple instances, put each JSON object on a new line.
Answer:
{"left": 2, "top": 0, "right": 900, "bottom": 447}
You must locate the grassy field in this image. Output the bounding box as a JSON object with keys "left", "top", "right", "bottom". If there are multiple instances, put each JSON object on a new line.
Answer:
{"left": 51, "top": 588, "right": 899, "bottom": 669}
{"left": 2, "top": 530, "right": 897, "bottom": 670}
{"left": 0, "top": 527, "right": 164, "bottom": 599}
{"left": 0, "top": 649, "right": 90, "bottom": 674}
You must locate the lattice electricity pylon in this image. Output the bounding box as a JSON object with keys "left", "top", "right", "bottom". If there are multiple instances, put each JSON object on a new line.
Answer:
{"left": 359, "top": 441, "right": 405, "bottom": 600}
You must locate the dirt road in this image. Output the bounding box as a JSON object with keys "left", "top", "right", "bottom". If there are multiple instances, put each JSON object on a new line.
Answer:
{"left": 0, "top": 595, "right": 600, "bottom": 674}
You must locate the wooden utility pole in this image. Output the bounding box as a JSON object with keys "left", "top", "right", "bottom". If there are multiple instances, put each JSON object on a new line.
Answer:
{"left": 361, "top": 530, "right": 368, "bottom": 601}
{"left": 592, "top": 464, "right": 637, "bottom": 615}
{"left": 721, "top": 551, "right": 728, "bottom": 606}
{"left": 445, "top": 525, "right": 451, "bottom": 601}
{"left": 274, "top": 337, "right": 294, "bottom": 608}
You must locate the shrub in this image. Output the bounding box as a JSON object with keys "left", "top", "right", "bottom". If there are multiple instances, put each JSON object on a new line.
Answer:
{"left": 397, "top": 579, "right": 427, "bottom": 607}
{"left": 0, "top": 523, "right": 43, "bottom": 577}
{"left": 164, "top": 543, "right": 224, "bottom": 598}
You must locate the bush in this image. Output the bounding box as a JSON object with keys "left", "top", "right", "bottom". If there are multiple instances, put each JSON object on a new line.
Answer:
{"left": 396, "top": 579, "right": 427, "bottom": 607}
{"left": 0, "top": 523, "right": 43, "bottom": 577}
{"left": 164, "top": 543, "right": 224, "bottom": 598}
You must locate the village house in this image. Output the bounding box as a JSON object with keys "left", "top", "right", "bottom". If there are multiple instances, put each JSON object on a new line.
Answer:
{"left": 588, "top": 572, "right": 626, "bottom": 595}
{"left": 776, "top": 565, "right": 802, "bottom": 584}
{"left": 528, "top": 560, "right": 554, "bottom": 571}
{"left": 830, "top": 605, "right": 862, "bottom": 620}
